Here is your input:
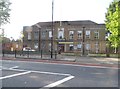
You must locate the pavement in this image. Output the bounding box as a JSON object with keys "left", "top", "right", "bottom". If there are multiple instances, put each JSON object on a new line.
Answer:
{"left": 2, "top": 53, "right": 119, "bottom": 68}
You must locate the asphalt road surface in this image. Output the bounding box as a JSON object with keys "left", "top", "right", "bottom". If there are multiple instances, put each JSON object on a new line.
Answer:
{"left": 0, "top": 60, "right": 119, "bottom": 88}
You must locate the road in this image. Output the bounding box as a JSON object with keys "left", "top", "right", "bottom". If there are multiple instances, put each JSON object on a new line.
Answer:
{"left": 0, "top": 60, "right": 119, "bottom": 88}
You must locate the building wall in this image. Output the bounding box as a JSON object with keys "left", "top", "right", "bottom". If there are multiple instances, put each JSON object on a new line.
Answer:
{"left": 23, "top": 20, "right": 106, "bottom": 54}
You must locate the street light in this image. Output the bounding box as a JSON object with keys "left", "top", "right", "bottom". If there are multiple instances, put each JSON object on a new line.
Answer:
{"left": 51, "top": 0, "right": 54, "bottom": 58}
{"left": 35, "top": 24, "right": 41, "bottom": 52}
{"left": 82, "top": 27, "right": 85, "bottom": 56}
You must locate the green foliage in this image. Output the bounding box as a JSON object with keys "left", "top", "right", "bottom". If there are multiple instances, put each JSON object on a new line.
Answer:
{"left": 0, "top": 35, "right": 2, "bottom": 43}
{"left": 0, "top": 0, "right": 11, "bottom": 25}
{"left": 105, "top": 0, "right": 120, "bottom": 48}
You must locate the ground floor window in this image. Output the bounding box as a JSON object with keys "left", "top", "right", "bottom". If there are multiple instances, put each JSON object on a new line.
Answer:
{"left": 69, "top": 44, "right": 74, "bottom": 51}
{"left": 34, "top": 43, "right": 38, "bottom": 49}
{"left": 77, "top": 43, "right": 82, "bottom": 49}
{"left": 48, "top": 43, "right": 51, "bottom": 51}
{"left": 86, "top": 43, "right": 90, "bottom": 50}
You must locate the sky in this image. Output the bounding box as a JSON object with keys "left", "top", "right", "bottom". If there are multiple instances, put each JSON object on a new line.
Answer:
{"left": 2, "top": 0, "right": 113, "bottom": 40}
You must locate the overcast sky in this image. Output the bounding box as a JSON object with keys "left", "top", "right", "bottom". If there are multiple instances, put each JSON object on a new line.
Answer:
{"left": 2, "top": 0, "right": 113, "bottom": 40}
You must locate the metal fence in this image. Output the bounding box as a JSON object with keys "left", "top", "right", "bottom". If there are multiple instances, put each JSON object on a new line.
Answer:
{"left": 2, "top": 50, "right": 58, "bottom": 59}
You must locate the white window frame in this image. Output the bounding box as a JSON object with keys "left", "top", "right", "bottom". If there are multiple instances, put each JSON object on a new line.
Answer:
{"left": 69, "top": 44, "right": 74, "bottom": 51}
{"left": 69, "top": 31, "right": 74, "bottom": 39}
{"left": 49, "top": 43, "right": 51, "bottom": 51}
{"left": 86, "top": 43, "right": 90, "bottom": 50}
{"left": 34, "top": 43, "right": 38, "bottom": 49}
{"left": 77, "top": 43, "right": 82, "bottom": 49}
{"left": 49, "top": 31, "right": 52, "bottom": 38}
{"left": 58, "top": 28, "right": 64, "bottom": 39}
{"left": 94, "top": 31, "right": 99, "bottom": 39}
{"left": 85, "top": 30, "right": 90, "bottom": 39}
{"left": 78, "top": 31, "right": 82, "bottom": 39}
{"left": 28, "top": 32, "right": 31, "bottom": 40}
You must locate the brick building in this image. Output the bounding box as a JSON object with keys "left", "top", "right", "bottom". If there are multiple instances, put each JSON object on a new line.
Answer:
{"left": 23, "top": 20, "right": 106, "bottom": 55}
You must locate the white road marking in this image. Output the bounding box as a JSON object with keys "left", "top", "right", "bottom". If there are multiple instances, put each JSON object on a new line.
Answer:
{"left": 8, "top": 68, "right": 71, "bottom": 76}
{"left": 0, "top": 71, "right": 31, "bottom": 80}
{"left": 9, "top": 66, "right": 19, "bottom": 69}
{"left": 43, "top": 76, "right": 74, "bottom": 88}
{"left": 1, "top": 66, "right": 74, "bottom": 88}
{"left": 31, "top": 70, "right": 70, "bottom": 76}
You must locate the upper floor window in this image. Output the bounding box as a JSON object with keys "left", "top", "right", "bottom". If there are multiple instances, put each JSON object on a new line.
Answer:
{"left": 85, "top": 30, "right": 90, "bottom": 39}
{"left": 41, "top": 31, "right": 46, "bottom": 39}
{"left": 28, "top": 32, "right": 31, "bottom": 40}
{"left": 49, "top": 31, "right": 52, "bottom": 38}
{"left": 94, "top": 31, "right": 99, "bottom": 39}
{"left": 78, "top": 31, "right": 82, "bottom": 39}
{"left": 34, "top": 32, "right": 39, "bottom": 40}
{"left": 69, "top": 31, "right": 74, "bottom": 39}
{"left": 58, "top": 28, "right": 64, "bottom": 39}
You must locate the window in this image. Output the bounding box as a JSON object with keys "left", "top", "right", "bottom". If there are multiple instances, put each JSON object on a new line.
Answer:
{"left": 77, "top": 43, "right": 82, "bottom": 49}
{"left": 69, "top": 44, "right": 73, "bottom": 51}
{"left": 69, "top": 31, "right": 74, "bottom": 39}
{"left": 41, "top": 41, "right": 46, "bottom": 49}
{"left": 34, "top": 32, "right": 39, "bottom": 40}
{"left": 34, "top": 43, "right": 38, "bottom": 49}
{"left": 95, "top": 42, "right": 99, "bottom": 53}
{"left": 94, "top": 31, "right": 99, "bottom": 39}
{"left": 49, "top": 31, "right": 52, "bottom": 38}
{"left": 85, "top": 31, "right": 90, "bottom": 39}
{"left": 41, "top": 31, "right": 46, "bottom": 39}
{"left": 58, "top": 28, "right": 64, "bottom": 39}
{"left": 48, "top": 43, "right": 51, "bottom": 51}
{"left": 86, "top": 43, "right": 90, "bottom": 50}
{"left": 28, "top": 32, "right": 31, "bottom": 40}
{"left": 78, "top": 31, "right": 82, "bottom": 39}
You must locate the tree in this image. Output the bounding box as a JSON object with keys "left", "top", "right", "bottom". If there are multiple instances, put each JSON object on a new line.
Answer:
{"left": 105, "top": 0, "right": 120, "bottom": 53}
{"left": 0, "top": 0, "right": 11, "bottom": 43}
{"left": 0, "top": 0, "right": 11, "bottom": 26}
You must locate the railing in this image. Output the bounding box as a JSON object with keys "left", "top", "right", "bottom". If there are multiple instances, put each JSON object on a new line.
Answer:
{"left": 2, "top": 50, "right": 58, "bottom": 59}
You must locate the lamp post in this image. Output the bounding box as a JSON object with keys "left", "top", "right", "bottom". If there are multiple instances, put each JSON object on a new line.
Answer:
{"left": 51, "top": 0, "right": 54, "bottom": 58}
{"left": 82, "top": 27, "right": 85, "bottom": 56}
{"left": 35, "top": 24, "right": 41, "bottom": 52}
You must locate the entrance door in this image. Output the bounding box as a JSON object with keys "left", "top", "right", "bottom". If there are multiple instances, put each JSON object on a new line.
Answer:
{"left": 60, "top": 46, "right": 64, "bottom": 52}
{"left": 58, "top": 45, "right": 64, "bottom": 52}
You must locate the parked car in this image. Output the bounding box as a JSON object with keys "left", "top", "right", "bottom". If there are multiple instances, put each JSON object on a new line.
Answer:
{"left": 23, "top": 47, "right": 36, "bottom": 52}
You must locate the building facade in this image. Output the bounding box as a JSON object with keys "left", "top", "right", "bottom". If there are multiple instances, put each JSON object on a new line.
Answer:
{"left": 23, "top": 20, "right": 106, "bottom": 55}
